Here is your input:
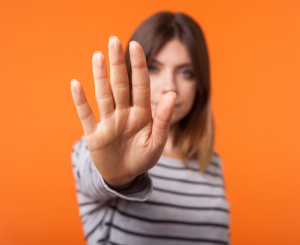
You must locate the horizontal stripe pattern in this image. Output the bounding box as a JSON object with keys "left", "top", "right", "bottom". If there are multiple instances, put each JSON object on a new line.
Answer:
{"left": 107, "top": 222, "right": 228, "bottom": 245}
{"left": 156, "top": 162, "right": 222, "bottom": 178}
{"left": 153, "top": 186, "right": 227, "bottom": 198}
{"left": 109, "top": 205, "right": 229, "bottom": 228}
{"left": 149, "top": 173, "right": 224, "bottom": 188}
{"left": 142, "top": 200, "right": 229, "bottom": 213}
{"left": 71, "top": 137, "right": 230, "bottom": 245}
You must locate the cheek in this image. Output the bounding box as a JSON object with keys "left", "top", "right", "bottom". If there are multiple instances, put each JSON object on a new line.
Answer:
{"left": 183, "top": 87, "right": 197, "bottom": 113}
{"left": 180, "top": 83, "right": 197, "bottom": 100}
{"left": 150, "top": 83, "right": 160, "bottom": 100}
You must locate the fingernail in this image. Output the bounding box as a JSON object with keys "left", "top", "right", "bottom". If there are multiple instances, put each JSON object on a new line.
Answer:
{"left": 171, "top": 91, "right": 177, "bottom": 99}
{"left": 93, "top": 51, "right": 101, "bottom": 63}
{"left": 93, "top": 51, "right": 101, "bottom": 57}
{"left": 71, "top": 79, "right": 79, "bottom": 86}
{"left": 129, "top": 40, "right": 134, "bottom": 48}
{"left": 109, "top": 36, "right": 118, "bottom": 46}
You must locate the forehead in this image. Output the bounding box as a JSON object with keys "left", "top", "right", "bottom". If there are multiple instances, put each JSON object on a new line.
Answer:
{"left": 153, "top": 39, "right": 192, "bottom": 64}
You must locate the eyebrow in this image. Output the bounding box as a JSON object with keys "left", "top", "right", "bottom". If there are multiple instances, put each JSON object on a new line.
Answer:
{"left": 149, "top": 58, "right": 193, "bottom": 69}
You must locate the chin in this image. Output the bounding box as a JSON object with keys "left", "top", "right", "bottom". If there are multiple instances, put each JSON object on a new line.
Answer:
{"left": 170, "top": 114, "right": 181, "bottom": 125}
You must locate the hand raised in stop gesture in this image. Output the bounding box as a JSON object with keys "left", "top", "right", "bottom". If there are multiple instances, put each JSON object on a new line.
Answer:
{"left": 71, "top": 36, "right": 176, "bottom": 188}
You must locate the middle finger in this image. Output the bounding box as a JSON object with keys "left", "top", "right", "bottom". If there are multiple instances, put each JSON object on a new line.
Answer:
{"left": 108, "top": 36, "right": 130, "bottom": 110}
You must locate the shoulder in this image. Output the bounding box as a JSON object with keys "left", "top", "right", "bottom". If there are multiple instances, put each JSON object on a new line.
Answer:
{"left": 207, "top": 151, "right": 226, "bottom": 178}
{"left": 210, "top": 151, "right": 228, "bottom": 187}
{"left": 211, "top": 151, "right": 224, "bottom": 167}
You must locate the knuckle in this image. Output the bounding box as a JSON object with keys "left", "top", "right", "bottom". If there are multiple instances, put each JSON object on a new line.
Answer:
{"left": 112, "top": 81, "right": 129, "bottom": 89}
{"left": 79, "top": 110, "right": 93, "bottom": 121}
{"left": 132, "top": 62, "right": 147, "bottom": 69}
{"left": 96, "top": 91, "right": 112, "bottom": 100}
{"left": 133, "top": 84, "right": 150, "bottom": 90}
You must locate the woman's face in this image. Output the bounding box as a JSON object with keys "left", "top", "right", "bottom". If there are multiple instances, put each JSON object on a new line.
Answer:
{"left": 148, "top": 39, "right": 197, "bottom": 124}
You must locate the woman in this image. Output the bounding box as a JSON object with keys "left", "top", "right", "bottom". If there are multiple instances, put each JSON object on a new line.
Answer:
{"left": 71, "top": 11, "right": 230, "bottom": 245}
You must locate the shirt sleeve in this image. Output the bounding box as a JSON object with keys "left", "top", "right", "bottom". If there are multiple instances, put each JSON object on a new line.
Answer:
{"left": 71, "top": 136, "right": 153, "bottom": 205}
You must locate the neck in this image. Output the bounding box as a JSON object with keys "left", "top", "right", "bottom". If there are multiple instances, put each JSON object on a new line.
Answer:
{"left": 162, "top": 129, "right": 182, "bottom": 159}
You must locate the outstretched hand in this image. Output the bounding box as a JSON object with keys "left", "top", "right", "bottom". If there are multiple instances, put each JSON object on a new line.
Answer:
{"left": 71, "top": 36, "right": 176, "bottom": 187}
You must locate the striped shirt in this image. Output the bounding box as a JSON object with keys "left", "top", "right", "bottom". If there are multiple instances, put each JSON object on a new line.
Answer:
{"left": 71, "top": 137, "right": 231, "bottom": 245}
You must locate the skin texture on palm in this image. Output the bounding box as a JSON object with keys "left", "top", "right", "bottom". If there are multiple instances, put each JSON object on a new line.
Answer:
{"left": 70, "top": 36, "right": 176, "bottom": 187}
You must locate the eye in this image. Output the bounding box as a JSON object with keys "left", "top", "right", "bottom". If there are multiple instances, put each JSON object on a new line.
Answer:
{"left": 181, "top": 69, "right": 195, "bottom": 79}
{"left": 147, "top": 64, "right": 158, "bottom": 73}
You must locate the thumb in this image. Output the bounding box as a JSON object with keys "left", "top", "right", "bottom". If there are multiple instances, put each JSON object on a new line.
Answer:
{"left": 151, "top": 92, "right": 177, "bottom": 148}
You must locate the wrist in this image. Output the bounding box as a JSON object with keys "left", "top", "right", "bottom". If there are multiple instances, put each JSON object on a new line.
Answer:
{"left": 104, "top": 173, "right": 147, "bottom": 191}
{"left": 105, "top": 177, "right": 136, "bottom": 191}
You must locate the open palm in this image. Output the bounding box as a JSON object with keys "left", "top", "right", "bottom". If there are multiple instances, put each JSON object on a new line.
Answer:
{"left": 71, "top": 36, "right": 176, "bottom": 187}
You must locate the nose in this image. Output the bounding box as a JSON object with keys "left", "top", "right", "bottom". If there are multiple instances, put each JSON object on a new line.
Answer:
{"left": 162, "top": 71, "right": 177, "bottom": 94}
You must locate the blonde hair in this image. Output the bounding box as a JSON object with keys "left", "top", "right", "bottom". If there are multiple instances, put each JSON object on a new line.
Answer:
{"left": 172, "top": 100, "right": 214, "bottom": 174}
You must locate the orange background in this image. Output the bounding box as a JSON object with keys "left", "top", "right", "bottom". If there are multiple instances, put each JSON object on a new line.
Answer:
{"left": 1, "top": 0, "right": 299, "bottom": 244}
